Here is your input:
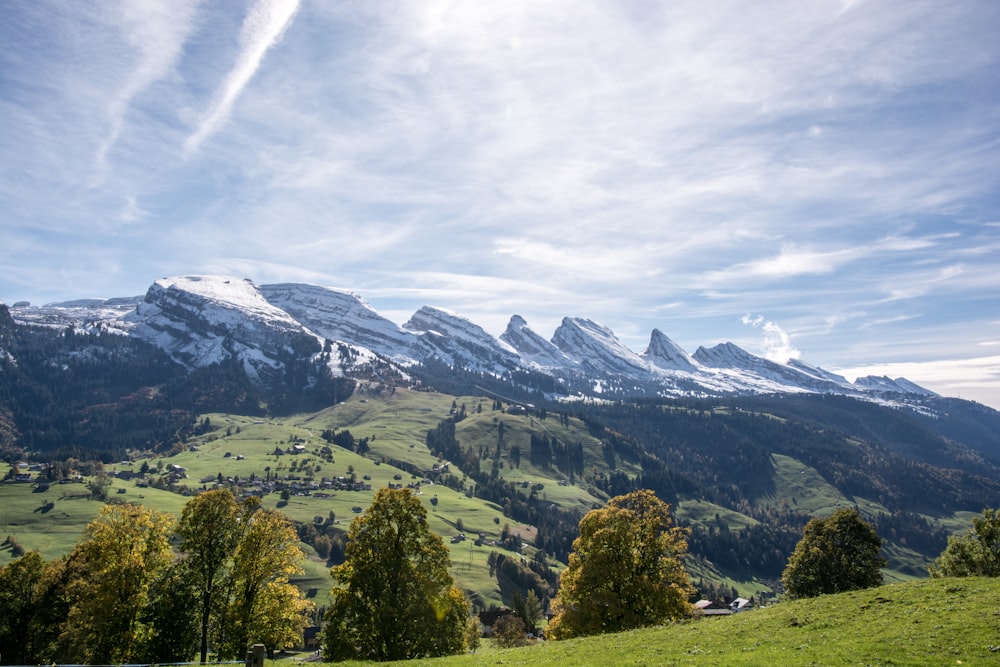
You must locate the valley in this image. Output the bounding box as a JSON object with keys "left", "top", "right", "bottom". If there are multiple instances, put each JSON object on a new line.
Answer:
{"left": 3, "top": 385, "right": 994, "bottom": 610}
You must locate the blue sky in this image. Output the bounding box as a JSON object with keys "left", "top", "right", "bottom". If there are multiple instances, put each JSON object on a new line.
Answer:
{"left": 2, "top": 0, "right": 999, "bottom": 407}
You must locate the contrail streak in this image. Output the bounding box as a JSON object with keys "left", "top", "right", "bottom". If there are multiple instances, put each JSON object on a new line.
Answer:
{"left": 183, "top": 0, "right": 300, "bottom": 157}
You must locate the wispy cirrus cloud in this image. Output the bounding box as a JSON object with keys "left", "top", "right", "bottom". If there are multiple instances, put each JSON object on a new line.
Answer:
{"left": 94, "top": 0, "right": 202, "bottom": 177}
{"left": 2, "top": 1, "right": 1000, "bottom": 406}
{"left": 183, "top": 0, "right": 300, "bottom": 157}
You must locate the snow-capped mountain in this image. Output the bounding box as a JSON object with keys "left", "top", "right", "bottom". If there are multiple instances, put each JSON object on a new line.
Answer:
{"left": 854, "top": 375, "right": 938, "bottom": 396}
{"left": 500, "top": 315, "right": 578, "bottom": 369}
{"left": 403, "top": 306, "right": 521, "bottom": 373}
{"left": 693, "top": 342, "right": 855, "bottom": 394}
{"left": 7, "top": 275, "right": 939, "bottom": 405}
{"left": 551, "top": 317, "right": 651, "bottom": 377}
{"left": 125, "top": 276, "right": 322, "bottom": 384}
{"left": 642, "top": 329, "right": 698, "bottom": 373}
{"left": 259, "top": 283, "right": 415, "bottom": 363}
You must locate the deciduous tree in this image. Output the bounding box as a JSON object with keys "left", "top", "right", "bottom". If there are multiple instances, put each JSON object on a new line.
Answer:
{"left": 0, "top": 551, "right": 46, "bottom": 664}
{"left": 782, "top": 508, "right": 886, "bottom": 598}
{"left": 323, "top": 487, "right": 470, "bottom": 661}
{"left": 138, "top": 561, "right": 200, "bottom": 664}
{"left": 929, "top": 508, "right": 1000, "bottom": 577}
{"left": 547, "top": 489, "right": 693, "bottom": 639}
{"left": 492, "top": 614, "right": 526, "bottom": 648}
{"left": 177, "top": 488, "right": 242, "bottom": 663}
{"left": 215, "top": 505, "right": 312, "bottom": 658}
{"left": 59, "top": 503, "right": 176, "bottom": 664}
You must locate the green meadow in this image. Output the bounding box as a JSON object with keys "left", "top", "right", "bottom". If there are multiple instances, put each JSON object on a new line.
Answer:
{"left": 319, "top": 577, "right": 1000, "bottom": 667}
{"left": 0, "top": 387, "right": 987, "bottom": 608}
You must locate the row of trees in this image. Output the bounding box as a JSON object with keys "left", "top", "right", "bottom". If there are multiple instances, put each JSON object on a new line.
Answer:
{"left": 321, "top": 488, "right": 990, "bottom": 657}
{"left": 5, "top": 482, "right": 996, "bottom": 665}
{"left": 0, "top": 490, "right": 311, "bottom": 665}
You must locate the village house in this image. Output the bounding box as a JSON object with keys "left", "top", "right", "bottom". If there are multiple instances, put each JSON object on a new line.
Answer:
{"left": 693, "top": 599, "right": 732, "bottom": 617}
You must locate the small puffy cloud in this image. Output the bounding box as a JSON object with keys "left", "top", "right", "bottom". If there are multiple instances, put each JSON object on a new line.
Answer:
{"left": 741, "top": 314, "right": 801, "bottom": 362}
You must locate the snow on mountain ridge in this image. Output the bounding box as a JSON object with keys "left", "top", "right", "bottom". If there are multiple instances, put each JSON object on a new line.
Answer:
{"left": 6, "top": 275, "right": 938, "bottom": 403}
{"left": 642, "top": 328, "right": 698, "bottom": 373}
{"left": 551, "top": 317, "right": 651, "bottom": 376}
{"left": 259, "top": 283, "right": 415, "bottom": 362}
{"left": 693, "top": 342, "right": 859, "bottom": 394}
{"left": 404, "top": 306, "right": 520, "bottom": 372}
{"left": 500, "top": 315, "right": 578, "bottom": 369}
{"left": 854, "top": 375, "right": 939, "bottom": 396}
{"left": 126, "top": 276, "right": 321, "bottom": 381}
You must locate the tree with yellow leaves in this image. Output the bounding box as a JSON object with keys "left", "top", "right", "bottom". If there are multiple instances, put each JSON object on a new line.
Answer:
{"left": 59, "top": 503, "right": 176, "bottom": 664}
{"left": 215, "top": 504, "right": 313, "bottom": 659}
{"left": 547, "top": 489, "right": 693, "bottom": 639}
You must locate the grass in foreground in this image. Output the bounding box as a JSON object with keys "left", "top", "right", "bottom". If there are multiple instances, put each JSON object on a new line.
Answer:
{"left": 311, "top": 577, "right": 1000, "bottom": 667}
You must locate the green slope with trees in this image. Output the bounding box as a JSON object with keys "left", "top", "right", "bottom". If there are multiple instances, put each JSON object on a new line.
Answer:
{"left": 3, "top": 385, "right": 998, "bottom": 609}
{"left": 324, "top": 577, "right": 1000, "bottom": 667}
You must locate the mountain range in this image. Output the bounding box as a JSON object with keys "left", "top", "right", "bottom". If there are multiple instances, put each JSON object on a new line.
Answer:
{"left": 6, "top": 275, "right": 939, "bottom": 406}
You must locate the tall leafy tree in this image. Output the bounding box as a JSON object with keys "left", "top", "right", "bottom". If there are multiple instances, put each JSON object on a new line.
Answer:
{"left": 929, "top": 508, "right": 1000, "bottom": 577}
{"left": 24, "top": 549, "right": 89, "bottom": 664}
{"left": 323, "top": 487, "right": 470, "bottom": 661}
{"left": 782, "top": 508, "right": 886, "bottom": 598}
{"left": 59, "top": 503, "right": 175, "bottom": 664}
{"left": 177, "top": 488, "right": 243, "bottom": 663}
{"left": 215, "top": 506, "right": 312, "bottom": 659}
{"left": 547, "top": 489, "right": 693, "bottom": 639}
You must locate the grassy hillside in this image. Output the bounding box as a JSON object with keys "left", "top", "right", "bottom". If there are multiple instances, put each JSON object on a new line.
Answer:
{"left": 328, "top": 577, "right": 1000, "bottom": 667}
{"left": 0, "top": 387, "right": 989, "bottom": 607}
{"left": 0, "top": 389, "right": 609, "bottom": 608}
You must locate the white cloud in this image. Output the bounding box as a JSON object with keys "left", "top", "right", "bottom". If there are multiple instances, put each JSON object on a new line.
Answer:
{"left": 183, "top": 0, "right": 300, "bottom": 157}
{"left": 3, "top": 1, "right": 999, "bottom": 409}
{"left": 741, "top": 314, "right": 802, "bottom": 362}
{"left": 94, "top": 0, "right": 202, "bottom": 176}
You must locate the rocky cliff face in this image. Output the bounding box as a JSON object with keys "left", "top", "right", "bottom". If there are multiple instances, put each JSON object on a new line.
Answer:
{"left": 500, "top": 315, "right": 578, "bottom": 369}
{"left": 642, "top": 328, "right": 698, "bottom": 373}
{"left": 404, "top": 306, "right": 521, "bottom": 373}
{"left": 259, "top": 283, "right": 415, "bottom": 362}
{"left": 127, "top": 276, "right": 321, "bottom": 384}
{"left": 9, "top": 274, "right": 940, "bottom": 406}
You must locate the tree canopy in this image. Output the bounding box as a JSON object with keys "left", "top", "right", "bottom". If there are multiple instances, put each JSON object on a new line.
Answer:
{"left": 177, "top": 488, "right": 243, "bottom": 663}
{"left": 216, "top": 504, "right": 311, "bottom": 659}
{"left": 929, "top": 508, "right": 1000, "bottom": 577}
{"left": 547, "top": 489, "right": 693, "bottom": 639}
{"left": 323, "top": 487, "right": 470, "bottom": 661}
{"left": 53, "top": 503, "right": 175, "bottom": 665}
{"left": 782, "top": 508, "right": 886, "bottom": 598}
{"left": 0, "top": 490, "right": 311, "bottom": 666}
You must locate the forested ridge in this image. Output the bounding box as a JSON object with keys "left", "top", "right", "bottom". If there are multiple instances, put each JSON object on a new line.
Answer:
{"left": 0, "top": 308, "right": 354, "bottom": 462}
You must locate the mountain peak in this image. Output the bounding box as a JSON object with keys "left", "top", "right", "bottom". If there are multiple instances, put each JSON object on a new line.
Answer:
{"left": 854, "top": 375, "right": 938, "bottom": 396}
{"left": 642, "top": 328, "right": 697, "bottom": 372}
{"left": 552, "top": 317, "right": 649, "bottom": 375}
{"left": 404, "top": 306, "right": 519, "bottom": 372}
{"left": 501, "top": 315, "right": 575, "bottom": 368}
{"left": 260, "top": 283, "right": 414, "bottom": 361}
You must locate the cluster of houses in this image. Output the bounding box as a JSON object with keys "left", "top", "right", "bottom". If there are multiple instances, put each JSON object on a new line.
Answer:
{"left": 198, "top": 472, "right": 375, "bottom": 498}
{"left": 6, "top": 461, "right": 47, "bottom": 482}
{"left": 125, "top": 447, "right": 456, "bottom": 501}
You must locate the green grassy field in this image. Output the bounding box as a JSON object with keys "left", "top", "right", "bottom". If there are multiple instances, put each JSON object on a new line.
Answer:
{"left": 0, "top": 388, "right": 984, "bottom": 607}
{"left": 310, "top": 577, "right": 1000, "bottom": 667}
